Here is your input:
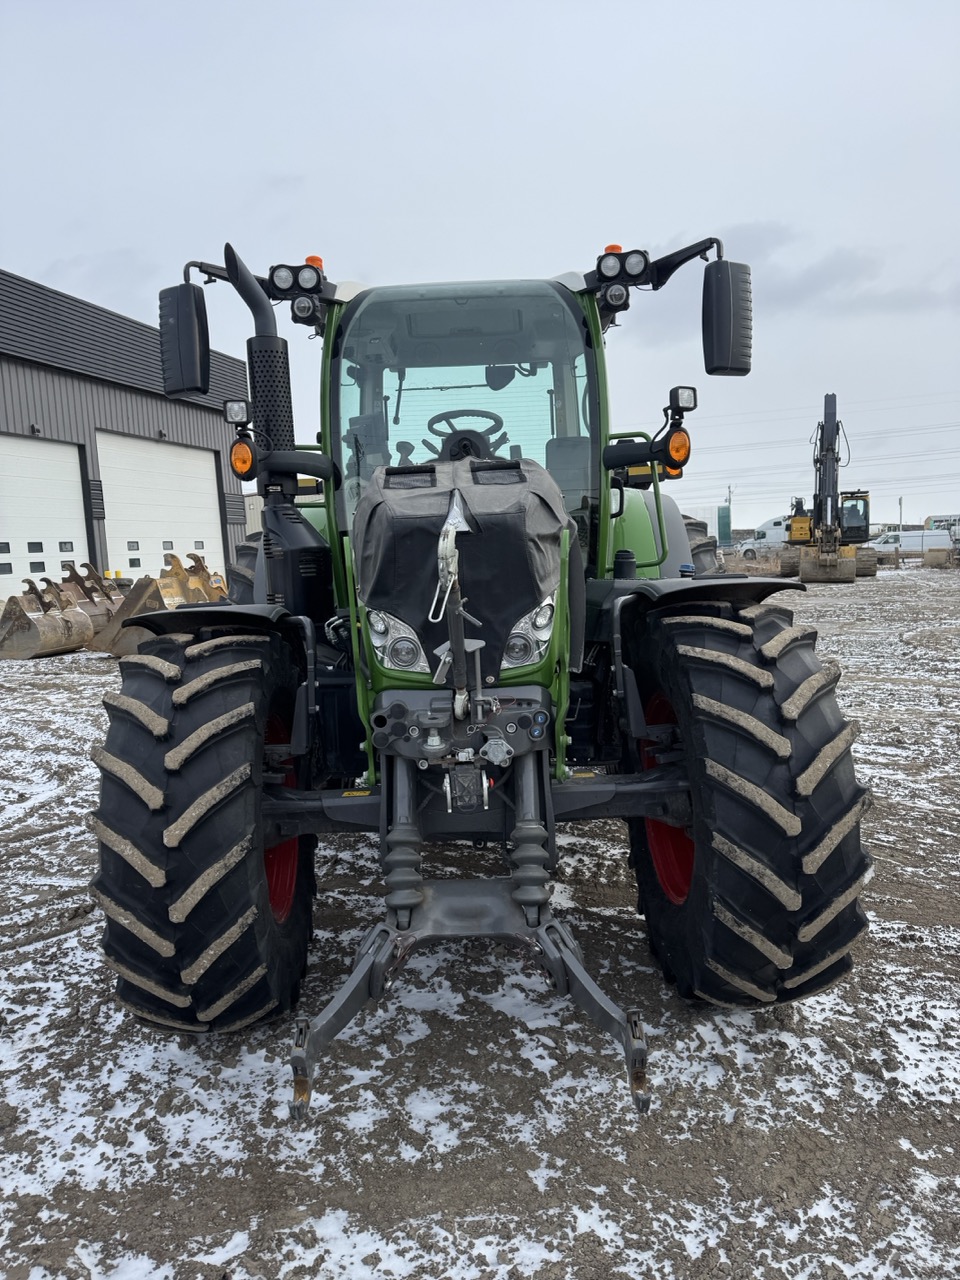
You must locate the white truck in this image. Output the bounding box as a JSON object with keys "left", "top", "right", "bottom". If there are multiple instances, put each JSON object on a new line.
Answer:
{"left": 865, "top": 529, "right": 953, "bottom": 559}
{"left": 737, "top": 515, "right": 791, "bottom": 560}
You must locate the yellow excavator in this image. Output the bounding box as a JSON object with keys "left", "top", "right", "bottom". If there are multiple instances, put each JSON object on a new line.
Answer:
{"left": 780, "top": 394, "right": 877, "bottom": 581}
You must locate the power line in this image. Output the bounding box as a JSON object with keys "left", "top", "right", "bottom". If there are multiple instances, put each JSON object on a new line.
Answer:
{"left": 686, "top": 420, "right": 960, "bottom": 458}
{"left": 616, "top": 398, "right": 960, "bottom": 434}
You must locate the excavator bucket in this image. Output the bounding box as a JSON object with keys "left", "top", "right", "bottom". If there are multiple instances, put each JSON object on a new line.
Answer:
{"left": 0, "top": 555, "right": 231, "bottom": 661}
{"left": 0, "top": 583, "right": 95, "bottom": 659}
{"left": 798, "top": 545, "right": 857, "bottom": 583}
{"left": 87, "top": 575, "right": 170, "bottom": 657}
{"left": 186, "top": 552, "right": 227, "bottom": 598}
{"left": 44, "top": 569, "right": 116, "bottom": 638}
{"left": 156, "top": 553, "right": 227, "bottom": 607}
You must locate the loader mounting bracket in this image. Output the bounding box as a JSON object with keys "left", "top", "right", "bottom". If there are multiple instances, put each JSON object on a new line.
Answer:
{"left": 290, "top": 878, "right": 651, "bottom": 1123}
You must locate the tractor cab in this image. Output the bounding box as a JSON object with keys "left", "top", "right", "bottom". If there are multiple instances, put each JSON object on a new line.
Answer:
{"left": 329, "top": 279, "right": 600, "bottom": 536}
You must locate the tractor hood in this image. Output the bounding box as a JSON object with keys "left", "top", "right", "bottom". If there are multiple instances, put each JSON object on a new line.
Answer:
{"left": 353, "top": 457, "right": 574, "bottom": 684}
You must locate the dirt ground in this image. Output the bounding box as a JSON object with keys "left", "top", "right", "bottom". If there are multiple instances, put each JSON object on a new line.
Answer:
{"left": 1, "top": 567, "right": 959, "bottom": 1280}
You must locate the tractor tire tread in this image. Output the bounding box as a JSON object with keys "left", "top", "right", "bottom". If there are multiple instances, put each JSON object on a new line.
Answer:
{"left": 92, "top": 631, "right": 313, "bottom": 1032}
{"left": 625, "top": 603, "right": 871, "bottom": 1007}
{"left": 227, "top": 533, "right": 263, "bottom": 606}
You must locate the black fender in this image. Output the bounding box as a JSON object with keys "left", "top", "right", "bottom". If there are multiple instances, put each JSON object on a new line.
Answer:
{"left": 121, "top": 605, "right": 360, "bottom": 768}
{"left": 586, "top": 575, "right": 804, "bottom": 741}
{"left": 586, "top": 574, "right": 803, "bottom": 641}
{"left": 122, "top": 602, "right": 299, "bottom": 640}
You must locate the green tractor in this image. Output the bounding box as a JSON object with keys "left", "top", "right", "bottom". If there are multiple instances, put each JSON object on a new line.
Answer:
{"left": 91, "top": 238, "right": 871, "bottom": 1118}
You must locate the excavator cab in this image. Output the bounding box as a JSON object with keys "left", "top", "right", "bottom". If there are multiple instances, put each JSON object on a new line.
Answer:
{"left": 839, "top": 491, "right": 870, "bottom": 543}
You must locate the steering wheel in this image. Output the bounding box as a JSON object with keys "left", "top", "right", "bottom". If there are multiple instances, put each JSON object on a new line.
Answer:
{"left": 423, "top": 409, "right": 506, "bottom": 461}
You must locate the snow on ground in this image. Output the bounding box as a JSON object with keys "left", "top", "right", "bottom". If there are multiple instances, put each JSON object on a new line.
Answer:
{"left": 1, "top": 571, "right": 959, "bottom": 1279}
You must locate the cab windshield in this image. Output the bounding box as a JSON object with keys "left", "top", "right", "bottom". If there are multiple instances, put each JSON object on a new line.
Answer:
{"left": 329, "top": 280, "right": 599, "bottom": 529}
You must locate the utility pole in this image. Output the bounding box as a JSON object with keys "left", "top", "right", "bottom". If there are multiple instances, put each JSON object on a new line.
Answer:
{"left": 722, "top": 484, "right": 733, "bottom": 549}
{"left": 899, "top": 496, "right": 903, "bottom": 533}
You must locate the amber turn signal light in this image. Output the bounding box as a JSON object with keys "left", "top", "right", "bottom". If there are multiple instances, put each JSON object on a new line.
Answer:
{"left": 666, "top": 428, "right": 691, "bottom": 466}
{"left": 230, "top": 438, "right": 258, "bottom": 480}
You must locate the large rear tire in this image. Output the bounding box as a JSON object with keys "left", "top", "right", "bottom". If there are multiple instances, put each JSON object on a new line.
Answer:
{"left": 91, "top": 629, "right": 314, "bottom": 1032}
{"left": 227, "top": 532, "right": 262, "bottom": 605}
{"left": 624, "top": 600, "right": 872, "bottom": 1006}
{"left": 682, "top": 514, "right": 723, "bottom": 575}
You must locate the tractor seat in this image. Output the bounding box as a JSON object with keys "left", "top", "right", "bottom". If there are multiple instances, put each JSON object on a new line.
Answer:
{"left": 545, "top": 436, "right": 592, "bottom": 516}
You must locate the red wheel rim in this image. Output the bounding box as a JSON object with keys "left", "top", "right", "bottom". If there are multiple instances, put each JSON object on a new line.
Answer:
{"left": 264, "top": 713, "right": 299, "bottom": 924}
{"left": 641, "top": 692, "right": 694, "bottom": 905}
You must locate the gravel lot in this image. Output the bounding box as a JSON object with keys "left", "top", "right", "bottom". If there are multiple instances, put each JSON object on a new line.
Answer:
{"left": 1, "top": 567, "right": 958, "bottom": 1279}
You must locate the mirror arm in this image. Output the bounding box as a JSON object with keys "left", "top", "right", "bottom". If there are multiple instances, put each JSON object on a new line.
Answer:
{"left": 181, "top": 253, "right": 277, "bottom": 338}
{"left": 648, "top": 237, "right": 723, "bottom": 291}
{"left": 182, "top": 260, "right": 231, "bottom": 285}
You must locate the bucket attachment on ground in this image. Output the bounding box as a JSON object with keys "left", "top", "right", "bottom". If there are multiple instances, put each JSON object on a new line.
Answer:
{"left": 89, "top": 576, "right": 170, "bottom": 656}
{"left": 47, "top": 567, "right": 117, "bottom": 637}
{"left": 157, "top": 553, "right": 229, "bottom": 607}
{"left": 0, "top": 581, "right": 96, "bottom": 659}
{"left": 0, "top": 555, "right": 230, "bottom": 660}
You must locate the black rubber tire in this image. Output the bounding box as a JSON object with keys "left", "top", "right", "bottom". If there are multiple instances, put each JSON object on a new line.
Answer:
{"left": 623, "top": 600, "right": 872, "bottom": 1006}
{"left": 91, "top": 629, "right": 315, "bottom": 1032}
{"left": 682, "top": 515, "right": 722, "bottom": 575}
{"left": 742, "top": 547, "right": 757, "bottom": 561}
{"left": 227, "top": 532, "right": 262, "bottom": 605}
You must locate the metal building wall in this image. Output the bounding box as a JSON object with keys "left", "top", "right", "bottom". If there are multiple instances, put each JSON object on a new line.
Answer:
{"left": 0, "top": 268, "right": 249, "bottom": 571}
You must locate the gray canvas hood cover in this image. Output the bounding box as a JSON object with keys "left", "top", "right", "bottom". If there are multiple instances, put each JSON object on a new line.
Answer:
{"left": 352, "top": 457, "right": 576, "bottom": 683}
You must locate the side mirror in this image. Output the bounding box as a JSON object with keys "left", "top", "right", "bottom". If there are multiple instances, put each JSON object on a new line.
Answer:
{"left": 158, "top": 283, "right": 210, "bottom": 395}
{"left": 485, "top": 365, "right": 516, "bottom": 391}
{"left": 702, "top": 259, "right": 752, "bottom": 376}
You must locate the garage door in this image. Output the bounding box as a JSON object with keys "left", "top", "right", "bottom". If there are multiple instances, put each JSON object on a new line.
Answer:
{"left": 0, "top": 435, "right": 89, "bottom": 589}
{"left": 96, "top": 433, "right": 225, "bottom": 579}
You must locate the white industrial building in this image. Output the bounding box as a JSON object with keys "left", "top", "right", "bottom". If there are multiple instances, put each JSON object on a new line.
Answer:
{"left": 0, "top": 268, "right": 248, "bottom": 587}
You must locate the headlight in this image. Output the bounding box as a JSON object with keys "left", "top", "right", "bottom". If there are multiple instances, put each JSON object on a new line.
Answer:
{"left": 271, "top": 266, "right": 294, "bottom": 291}
{"left": 598, "top": 253, "right": 621, "bottom": 279}
{"left": 504, "top": 633, "right": 535, "bottom": 665}
{"left": 624, "top": 251, "right": 648, "bottom": 277}
{"left": 297, "top": 265, "right": 320, "bottom": 290}
{"left": 501, "top": 596, "right": 556, "bottom": 669}
{"left": 670, "top": 385, "right": 698, "bottom": 412}
{"left": 387, "top": 637, "right": 421, "bottom": 668}
{"left": 365, "top": 609, "right": 430, "bottom": 673}
{"left": 223, "top": 399, "right": 251, "bottom": 425}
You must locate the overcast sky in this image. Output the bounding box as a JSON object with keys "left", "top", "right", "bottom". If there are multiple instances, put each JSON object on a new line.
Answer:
{"left": 1, "top": 0, "right": 957, "bottom": 528}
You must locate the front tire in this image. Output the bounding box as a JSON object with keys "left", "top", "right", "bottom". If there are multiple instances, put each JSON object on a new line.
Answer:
{"left": 91, "top": 629, "right": 314, "bottom": 1031}
{"left": 624, "top": 600, "right": 871, "bottom": 1006}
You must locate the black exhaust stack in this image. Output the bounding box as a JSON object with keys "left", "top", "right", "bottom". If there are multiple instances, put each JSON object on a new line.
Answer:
{"left": 224, "top": 243, "right": 297, "bottom": 454}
